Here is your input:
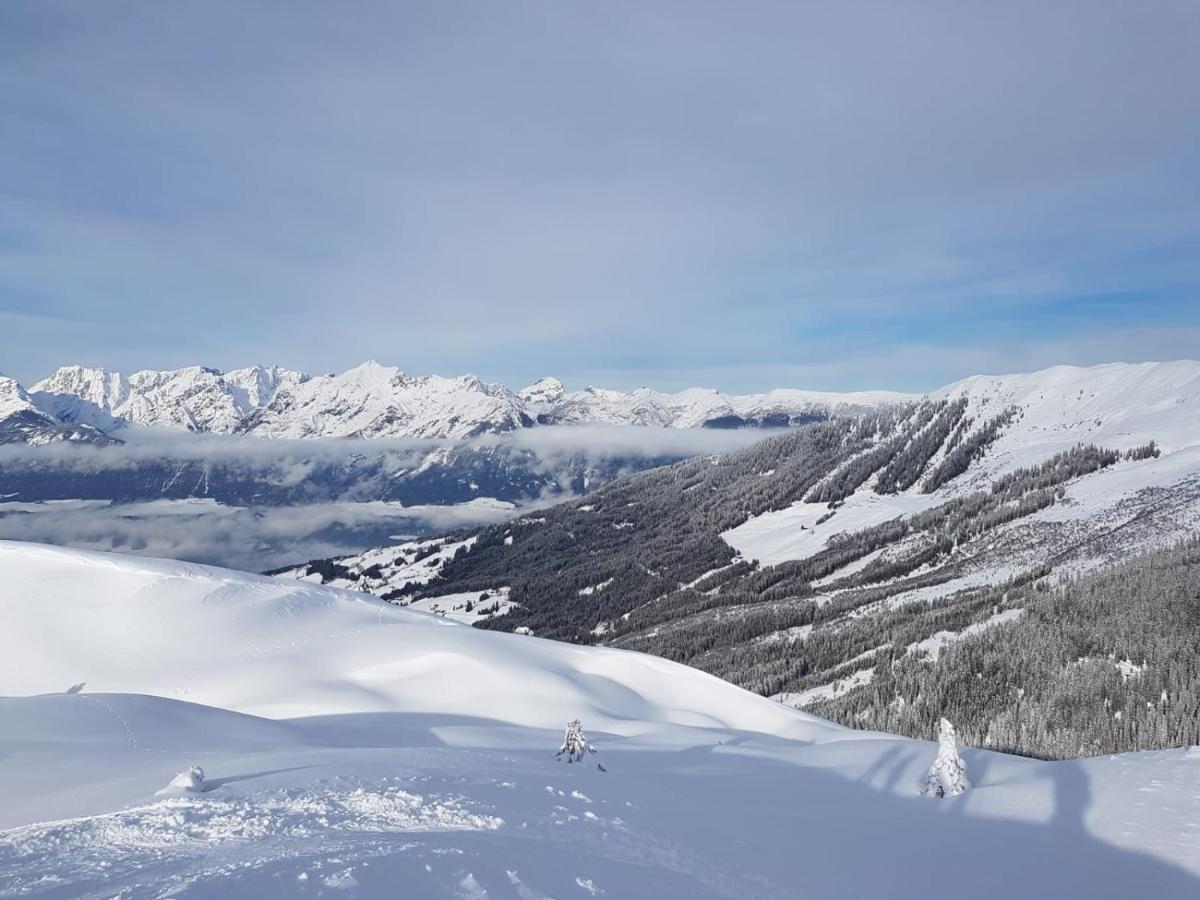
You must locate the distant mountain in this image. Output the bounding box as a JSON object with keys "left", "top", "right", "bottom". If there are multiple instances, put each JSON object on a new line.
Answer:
{"left": 17, "top": 361, "right": 913, "bottom": 442}
{"left": 539, "top": 384, "right": 915, "bottom": 429}
{"left": 0, "top": 374, "right": 113, "bottom": 446}
{"left": 281, "top": 360, "right": 1200, "bottom": 759}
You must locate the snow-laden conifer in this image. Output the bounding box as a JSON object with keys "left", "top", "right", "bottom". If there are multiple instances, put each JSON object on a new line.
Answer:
{"left": 922, "top": 719, "right": 969, "bottom": 797}
{"left": 556, "top": 719, "right": 597, "bottom": 764}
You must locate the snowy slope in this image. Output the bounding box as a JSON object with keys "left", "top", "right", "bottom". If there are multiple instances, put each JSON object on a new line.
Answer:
{"left": 1, "top": 541, "right": 1199, "bottom": 898}
{"left": 726, "top": 360, "right": 1200, "bottom": 566}
{"left": 0, "top": 541, "right": 816, "bottom": 732}
{"left": 933, "top": 360, "right": 1200, "bottom": 471}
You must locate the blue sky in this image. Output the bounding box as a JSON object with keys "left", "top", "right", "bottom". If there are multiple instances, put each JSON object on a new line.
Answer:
{"left": 2, "top": 1, "right": 1198, "bottom": 392}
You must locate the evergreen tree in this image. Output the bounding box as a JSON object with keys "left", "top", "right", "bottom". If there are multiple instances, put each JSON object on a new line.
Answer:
{"left": 556, "top": 719, "right": 598, "bottom": 764}
{"left": 923, "top": 719, "right": 970, "bottom": 797}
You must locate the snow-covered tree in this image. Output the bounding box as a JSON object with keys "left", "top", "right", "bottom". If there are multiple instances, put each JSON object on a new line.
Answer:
{"left": 922, "top": 718, "right": 970, "bottom": 797}
{"left": 556, "top": 719, "right": 597, "bottom": 764}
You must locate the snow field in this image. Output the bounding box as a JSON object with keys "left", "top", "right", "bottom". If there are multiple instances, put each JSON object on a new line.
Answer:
{"left": 1, "top": 542, "right": 1199, "bottom": 897}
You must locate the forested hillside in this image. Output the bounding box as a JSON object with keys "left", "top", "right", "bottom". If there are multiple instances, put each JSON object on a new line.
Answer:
{"left": 813, "top": 538, "right": 1200, "bottom": 758}
{"left": 280, "top": 363, "right": 1200, "bottom": 759}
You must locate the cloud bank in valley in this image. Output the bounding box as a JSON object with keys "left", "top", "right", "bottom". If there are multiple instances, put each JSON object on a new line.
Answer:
{"left": 0, "top": 424, "right": 774, "bottom": 470}
{"left": 0, "top": 499, "right": 521, "bottom": 573}
{"left": 0, "top": 426, "right": 777, "bottom": 569}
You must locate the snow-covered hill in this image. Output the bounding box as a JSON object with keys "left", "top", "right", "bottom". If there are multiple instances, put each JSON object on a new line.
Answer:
{"left": 17, "top": 361, "right": 914, "bottom": 441}
{"left": 932, "top": 359, "right": 1200, "bottom": 466}
{"left": 1, "top": 541, "right": 1198, "bottom": 898}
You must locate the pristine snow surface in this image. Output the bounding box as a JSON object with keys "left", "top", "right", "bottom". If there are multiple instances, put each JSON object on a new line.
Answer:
{"left": 1, "top": 542, "right": 1199, "bottom": 898}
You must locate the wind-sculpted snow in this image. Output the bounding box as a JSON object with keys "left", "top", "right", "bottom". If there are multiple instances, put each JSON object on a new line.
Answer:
{"left": 1, "top": 547, "right": 1199, "bottom": 897}
{"left": 0, "top": 541, "right": 825, "bottom": 736}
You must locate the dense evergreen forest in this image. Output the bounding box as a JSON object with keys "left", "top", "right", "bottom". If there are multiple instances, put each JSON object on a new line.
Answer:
{"left": 815, "top": 539, "right": 1200, "bottom": 759}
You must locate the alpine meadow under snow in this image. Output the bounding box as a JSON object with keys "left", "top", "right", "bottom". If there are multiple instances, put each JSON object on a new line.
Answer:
{"left": 1, "top": 541, "right": 1199, "bottom": 899}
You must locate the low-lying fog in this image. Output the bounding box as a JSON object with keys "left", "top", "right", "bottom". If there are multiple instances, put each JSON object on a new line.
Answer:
{"left": 0, "top": 425, "right": 776, "bottom": 572}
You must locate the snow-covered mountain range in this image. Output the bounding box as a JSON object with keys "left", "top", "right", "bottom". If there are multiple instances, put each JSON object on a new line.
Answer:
{"left": 2, "top": 540, "right": 1197, "bottom": 898}
{"left": 3, "top": 361, "right": 914, "bottom": 443}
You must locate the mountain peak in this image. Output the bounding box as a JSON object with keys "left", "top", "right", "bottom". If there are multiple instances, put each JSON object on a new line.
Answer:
{"left": 518, "top": 376, "right": 566, "bottom": 406}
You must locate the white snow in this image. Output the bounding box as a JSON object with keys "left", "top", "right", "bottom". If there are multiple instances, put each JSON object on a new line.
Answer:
{"left": 906, "top": 608, "right": 1025, "bottom": 662}
{"left": 773, "top": 667, "right": 877, "bottom": 708}
{"left": 0, "top": 374, "right": 42, "bottom": 421}
{"left": 549, "top": 384, "right": 914, "bottom": 429}
{"left": 722, "top": 490, "right": 943, "bottom": 567}
{"left": 158, "top": 765, "right": 208, "bottom": 795}
{"left": 723, "top": 361, "right": 1200, "bottom": 577}
{"left": 2, "top": 542, "right": 1200, "bottom": 898}
{"left": 404, "top": 588, "right": 517, "bottom": 624}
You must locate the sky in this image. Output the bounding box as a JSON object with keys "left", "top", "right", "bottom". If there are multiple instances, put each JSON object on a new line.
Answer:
{"left": 1, "top": 1, "right": 1198, "bottom": 393}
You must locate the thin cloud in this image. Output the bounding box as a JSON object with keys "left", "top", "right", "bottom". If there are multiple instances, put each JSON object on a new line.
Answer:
{"left": 0, "top": 498, "right": 523, "bottom": 573}
{"left": 0, "top": 426, "right": 777, "bottom": 568}
{"left": 1, "top": 2, "right": 1196, "bottom": 389}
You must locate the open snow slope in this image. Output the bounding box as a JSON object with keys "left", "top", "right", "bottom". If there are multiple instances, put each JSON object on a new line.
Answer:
{"left": 0, "top": 541, "right": 819, "bottom": 734}
{"left": 725, "top": 360, "right": 1200, "bottom": 567}
{"left": 2, "top": 541, "right": 1199, "bottom": 898}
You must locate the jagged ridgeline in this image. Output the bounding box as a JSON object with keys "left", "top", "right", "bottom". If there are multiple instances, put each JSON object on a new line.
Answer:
{"left": 287, "top": 391, "right": 1181, "bottom": 758}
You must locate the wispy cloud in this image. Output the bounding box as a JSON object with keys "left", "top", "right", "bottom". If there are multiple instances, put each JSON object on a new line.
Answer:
{"left": 2, "top": 2, "right": 1196, "bottom": 390}
{"left": 0, "top": 424, "right": 771, "bottom": 468}
{"left": 0, "top": 498, "right": 520, "bottom": 572}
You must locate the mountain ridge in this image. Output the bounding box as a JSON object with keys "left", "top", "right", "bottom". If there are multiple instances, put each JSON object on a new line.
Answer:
{"left": 6, "top": 360, "right": 917, "bottom": 443}
{"left": 16, "top": 357, "right": 1200, "bottom": 444}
